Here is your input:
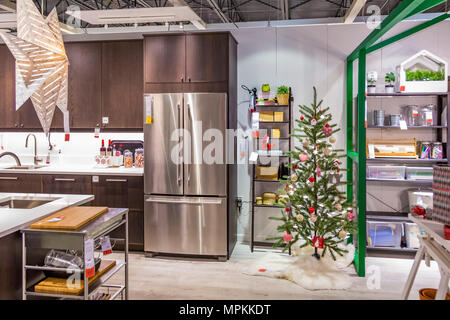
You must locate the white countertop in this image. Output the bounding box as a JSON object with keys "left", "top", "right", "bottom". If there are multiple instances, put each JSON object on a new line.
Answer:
{"left": 0, "top": 164, "right": 144, "bottom": 176}
{"left": 0, "top": 193, "right": 94, "bottom": 238}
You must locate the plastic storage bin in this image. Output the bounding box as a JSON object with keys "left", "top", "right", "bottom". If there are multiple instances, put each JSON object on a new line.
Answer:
{"left": 408, "top": 189, "right": 433, "bottom": 214}
{"left": 406, "top": 167, "right": 433, "bottom": 180}
{"left": 404, "top": 223, "right": 422, "bottom": 249}
{"left": 367, "top": 221, "right": 403, "bottom": 247}
{"left": 367, "top": 166, "right": 406, "bottom": 180}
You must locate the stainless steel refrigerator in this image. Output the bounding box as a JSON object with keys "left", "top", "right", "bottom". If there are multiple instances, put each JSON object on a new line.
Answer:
{"left": 143, "top": 93, "right": 229, "bottom": 260}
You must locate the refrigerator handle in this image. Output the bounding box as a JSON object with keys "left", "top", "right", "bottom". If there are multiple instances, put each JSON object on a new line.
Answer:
{"left": 177, "top": 103, "right": 182, "bottom": 185}
{"left": 145, "top": 198, "right": 223, "bottom": 205}
{"left": 187, "top": 103, "right": 192, "bottom": 184}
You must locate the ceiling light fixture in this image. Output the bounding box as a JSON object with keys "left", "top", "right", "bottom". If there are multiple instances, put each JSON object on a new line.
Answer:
{"left": 98, "top": 15, "right": 176, "bottom": 22}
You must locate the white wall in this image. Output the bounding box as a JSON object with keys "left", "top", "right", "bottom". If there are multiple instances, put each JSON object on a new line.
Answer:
{"left": 232, "top": 20, "right": 450, "bottom": 243}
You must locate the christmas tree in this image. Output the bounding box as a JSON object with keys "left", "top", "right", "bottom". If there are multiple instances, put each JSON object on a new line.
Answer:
{"left": 268, "top": 87, "right": 356, "bottom": 260}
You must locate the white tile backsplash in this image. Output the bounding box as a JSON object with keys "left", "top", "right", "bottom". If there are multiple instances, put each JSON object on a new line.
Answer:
{"left": 0, "top": 132, "right": 143, "bottom": 166}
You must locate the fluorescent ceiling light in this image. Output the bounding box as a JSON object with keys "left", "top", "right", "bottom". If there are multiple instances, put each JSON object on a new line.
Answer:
{"left": 97, "top": 15, "right": 176, "bottom": 23}
{"left": 66, "top": 6, "right": 205, "bottom": 29}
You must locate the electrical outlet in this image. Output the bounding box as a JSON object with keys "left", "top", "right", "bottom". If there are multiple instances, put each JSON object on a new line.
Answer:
{"left": 236, "top": 197, "right": 243, "bottom": 209}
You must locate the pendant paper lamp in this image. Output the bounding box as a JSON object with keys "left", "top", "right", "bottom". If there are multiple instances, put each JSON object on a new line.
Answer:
{"left": 0, "top": 0, "right": 70, "bottom": 136}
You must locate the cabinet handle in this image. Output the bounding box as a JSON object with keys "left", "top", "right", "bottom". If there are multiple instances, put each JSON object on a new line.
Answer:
{"left": 106, "top": 178, "right": 127, "bottom": 182}
{"left": 0, "top": 176, "right": 18, "bottom": 180}
{"left": 54, "top": 178, "right": 75, "bottom": 182}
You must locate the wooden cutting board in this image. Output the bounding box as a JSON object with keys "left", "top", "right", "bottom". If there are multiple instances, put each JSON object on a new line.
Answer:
{"left": 30, "top": 206, "right": 109, "bottom": 230}
{"left": 34, "top": 260, "right": 116, "bottom": 295}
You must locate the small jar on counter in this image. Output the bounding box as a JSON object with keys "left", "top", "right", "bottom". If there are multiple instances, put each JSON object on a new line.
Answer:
{"left": 124, "top": 150, "right": 133, "bottom": 168}
{"left": 135, "top": 148, "right": 144, "bottom": 168}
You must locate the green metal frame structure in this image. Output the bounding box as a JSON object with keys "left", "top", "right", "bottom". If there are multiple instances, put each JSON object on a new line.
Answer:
{"left": 346, "top": 0, "right": 449, "bottom": 277}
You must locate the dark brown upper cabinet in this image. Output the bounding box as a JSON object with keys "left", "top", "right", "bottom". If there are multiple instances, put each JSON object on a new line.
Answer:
{"left": 185, "top": 33, "right": 228, "bottom": 83}
{"left": 0, "top": 45, "right": 63, "bottom": 130}
{"left": 102, "top": 40, "right": 143, "bottom": 129}
{"left": 143, "top": 32, "right": 235, "bottom": 93}
{"left": 65, "top": 41, "right": 102, "bottom": 128}
{"left": 144, "top": 34, "right": 186, "bottom": 84}
{"left": 0, "top": 45, "right": 20, "bottom": 129}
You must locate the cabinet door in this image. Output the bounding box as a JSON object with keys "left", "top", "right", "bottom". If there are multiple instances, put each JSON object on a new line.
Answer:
{"left": 102, "top": 41, "right": 143, "bottom": 129}
{"left": 185, "top": 33, "right": 228, "bottom": 83}
{"left": 42, "top": 175, "right": 92, "bottom": 195}
{"left": 93, "top": 175, "right": 144, "bottom": 251}
{"left": 0, "top": 174, "right": 41, "bottom": 193}
{"left": 65, "top": 42, "right": 102, "bottom": 128}
{"left": 0, "top": 45, "right": 20, "bottom": 128}
{"left": 92, "top": 176, "right": 143, "bottom": 210}
{"left": 144, "top": 35, "right": 185, "bottom": 84}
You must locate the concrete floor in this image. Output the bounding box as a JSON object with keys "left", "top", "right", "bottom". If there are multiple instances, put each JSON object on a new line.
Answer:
{"left": 108, "top": 244, "right": 442, "bottom": 300}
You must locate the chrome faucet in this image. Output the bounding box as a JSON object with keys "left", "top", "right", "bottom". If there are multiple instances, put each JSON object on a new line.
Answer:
{"left": 0, "top": 152, "right": 22, "bottom": 166}
{"left": 25, "top": 134, "right": 42, "bottom": 165}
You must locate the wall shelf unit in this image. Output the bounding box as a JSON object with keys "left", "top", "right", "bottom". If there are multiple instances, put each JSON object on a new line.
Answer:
{"left": 345, "top": 2, "right": 450, "bottom": 277}
{"left": 250, "top": 90, "right": 293, "bottom": 253}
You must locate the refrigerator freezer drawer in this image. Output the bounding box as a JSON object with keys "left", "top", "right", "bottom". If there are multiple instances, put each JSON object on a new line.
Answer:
{"left": 144, "top": 195, "right": 227, "bottom": 256}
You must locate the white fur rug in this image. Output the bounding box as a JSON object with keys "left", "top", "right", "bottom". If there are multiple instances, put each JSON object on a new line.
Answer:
{"left": 243, "top": 244, "right": 355, "bottom": 290}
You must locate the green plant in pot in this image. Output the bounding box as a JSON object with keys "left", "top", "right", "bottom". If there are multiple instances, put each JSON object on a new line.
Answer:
{"left": 367, "top": 71, "right": 378, "bottom": 94}
{"left": 276, "top": 85, "right": 290, "bottom": 105}
{"left": 385, "top": 72, "right": 395, "bottom": 93}
{"left": 406, "top": 68, "right": 445, "bottom": 81}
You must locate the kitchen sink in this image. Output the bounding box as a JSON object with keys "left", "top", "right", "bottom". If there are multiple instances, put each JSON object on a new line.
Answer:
{"left": 5, "top": 165, "right": 47, "bottom": 170}
{"left": 0, "top": 196, "right": 60, "bottom": 209}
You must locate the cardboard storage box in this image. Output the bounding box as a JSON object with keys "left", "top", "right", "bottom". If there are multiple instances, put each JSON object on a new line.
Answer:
{"left": 272, "top": 128, "right": 281, "bottom": 138}
{"left": 256, "top": 166, "right": 278, "bottom": 180}
{"left": 259, "top": 111, "right": 274, "bottom": 122}
{"left": 274, "top": 112, "right": 284, "bottom": 122}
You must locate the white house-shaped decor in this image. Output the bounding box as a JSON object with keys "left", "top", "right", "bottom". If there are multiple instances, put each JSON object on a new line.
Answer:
{"left": 396, "top": 50, "right": 448, "bottom": 93}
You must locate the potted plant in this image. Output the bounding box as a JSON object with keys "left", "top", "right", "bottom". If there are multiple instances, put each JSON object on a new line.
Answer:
{"left": 385, "top": 72, "right": 395, "bottom": 93}
{"left": 367, "top": 71, "right": 377, "bottom": 94}
{"left": 276, "top": 85, "right": 290, "bottom": 105}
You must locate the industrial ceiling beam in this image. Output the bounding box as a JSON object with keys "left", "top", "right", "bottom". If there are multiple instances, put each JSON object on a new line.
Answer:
{"left": 289, "top": 0, "right": 312, "bottom": 10}
{"left": 206, "top": 0, "right": 231, "bottom": 23}
{"left": 344, "top": 0, "right": 366, "bottom": 23}
{"left": 168, "top": 0, "right": 206, "bottom": 29}
{"left": 279, "top": 0, "right": 289, "bottom": 20}
{"left": 0, "top": 0, "right": 81, "bottom": 33}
